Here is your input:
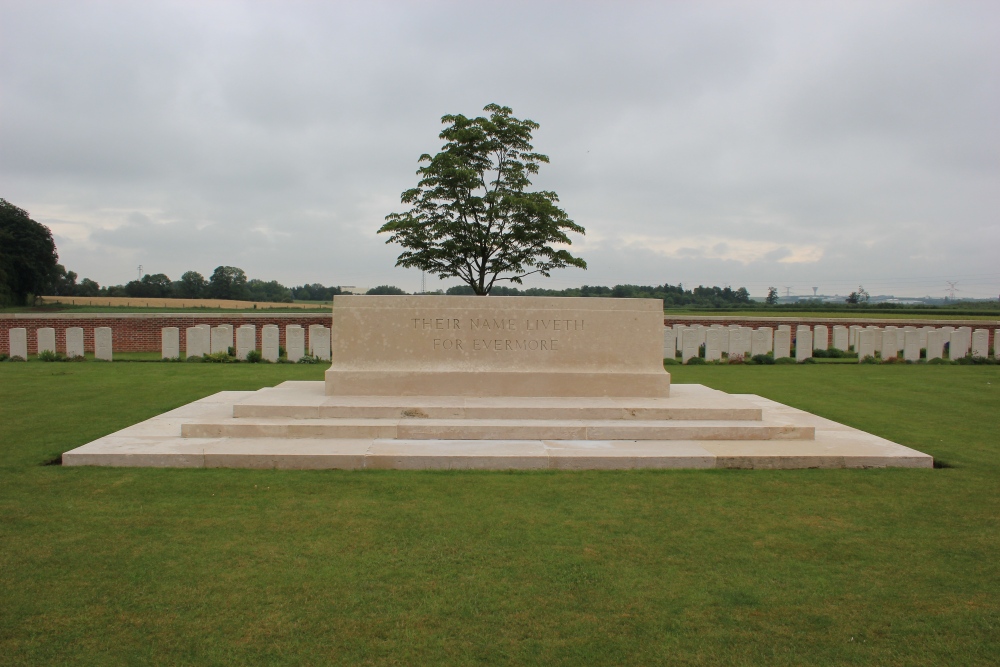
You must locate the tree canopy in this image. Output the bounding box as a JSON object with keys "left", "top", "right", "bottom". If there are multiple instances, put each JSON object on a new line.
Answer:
{"left": 379, "top": 104, "right": 586, "bottom": 295}
{"left": 0, "top": 198, "right": 59, "bottom": 306}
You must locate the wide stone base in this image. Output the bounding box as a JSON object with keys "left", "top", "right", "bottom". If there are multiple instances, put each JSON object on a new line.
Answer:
{"left": 62, "top": 382, "right": 932, "bottom": 470}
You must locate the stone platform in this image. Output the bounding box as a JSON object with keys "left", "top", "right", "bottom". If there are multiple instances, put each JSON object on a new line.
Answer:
{"left": 62, "top": 382, "right": 932, "bottom": 470}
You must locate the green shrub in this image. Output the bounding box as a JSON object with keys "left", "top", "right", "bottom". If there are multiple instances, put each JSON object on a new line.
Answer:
{"left": 685, "top": 356, "right": 706, "bottom": 365}
{"left": 957, "top": 355, "right": 995, "bottom": 365}
{"left": 727, "top": 353, "right": 745, "bottom": 364}
{"left": 227, "top": 346, "right": 236, "bottom": 357}
{"left": 245, "top": 350, "right": 263, "bottom": 364}
{"left": 751, "top": 354, "right": 775, "bottom": 365}
{"left": 296, "top": 355, "right": 321, "bottom": 364}
{"left": 37, "top": 350, "right": 66, "bottom": 362}
{"left": 185, "top": 355, "right": 204, "bottom": 363}
{"left": 927, "top": 357, "right": 953, "bottom": 365}
{"left": 663, "top": 358, "right": 679, "bottom": 366}
{"left": 860, "top": 355, "right": 879, "bottom": 364}
{"left": 278, "top": 345, "right": 287, "bottom": 359}
{"left": 7, "top": 355, "right": 25, "bottom": 362}
{"left": 812, "top": 348, "right": 828, "bottom": 358}
{"left": 203, "top": 352, "right": 235, "bottom": 363}
{"left": 68, "top": 354, "right": 86, "bottom": 362}
{"left": 0, "top": 353, "right": 7, "bottom": 362}
{"left": 826, "top": 347, "right": 846, "bottom": 358}
{"left": 798, "top": 357, "right": 817, "bottom": 364}
{"left": 774, "top": 357, "right": 796, "bottom": 364}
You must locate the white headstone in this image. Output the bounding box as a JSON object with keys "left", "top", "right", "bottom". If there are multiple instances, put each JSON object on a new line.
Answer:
{"left": 858, "top": 330, "right": 876, "bottom": 361}
{"left": 849, "top": 325, "right": 860, "bottom": 349}
{"left": 773, "top": 329, "right": 791, "bottom": 359}
{"left": 211, "top": 326, "right": 229, "bottom": 354}
{"left": 869, "top": 327, "right": 883, "bottom": 355}
{"left": 971, "top": 329, "right": 989, "bottom": 358}
{"left": 286, "top": 325, "right": 305, "bottom": 362}
{"left": 162, "top": 327, "right": 180, "bottom": 359}
{"left": 720, "top": 326, "right": 730, "bottom": 352}
{"left": 813, "top": 325, "right": 829, "bottom": 351}
{"left": 919, "top": 326, "right": 932, "bottom": 349}
{"left": 673, "top": 325, "right": 686, "bottom": 352}
{"left": 681, "top": 328, "right": 699, "bottom": 363}
{"left": 881, "top": 329, "right": 898, "bottom": 360}
{"left": 94, "top": 327, "right": 113, "bottom": 361}
{"left": 957, "top": 327, "right": 972, "bottom": 351}
{"left": 262, "top": 325, "right": 280, "bottom": 362}
{"left": 832, "top": 326, "right": 849, "bottom": 351}
{"left": 926, "top": 330, "right": 944, "bottom": 360}
{"left": 696, "top": 326, "right": 707, "bottom": 348}
{"left": 728, "top": 329, "right": 747, "bottom": 360}
{"left": 750, "top": 329, "right": 769, "bottom": 357}
{"left": 795, "top": 326, "right": 812, "bottom": 361}
{"left": 740, "top": 326, "right": 753, "bottom": 354}
{"left": 65, "top": 327, "right": 84, "bottom": 358}
{"left": 903, "top": 329, "right": 920, "bottom": 362}
{"left": 235, "top": 325, "right": 256, "bottom": 360}
{"left": 186, "top": 326, "right": 208, "bottom": 358}
{"left": 663, "top": 327, "right": 677, "bottom": 359}
{"left": 949, "top": 330, "right": 968, "bottom": 359}
{"left": 309, "top": 325, "right": 331, "bottom": 360}
{"left": 762, "top": 327, "right": 773, "bottom": 350}
{"left": 9, "top": 328, "right": 27, "bottom": 359}
{"left": 37, "top": 328, "right": 56, "bottom": 354}
{"left": 704, "top": 328, "right": 722, "bottom": 361}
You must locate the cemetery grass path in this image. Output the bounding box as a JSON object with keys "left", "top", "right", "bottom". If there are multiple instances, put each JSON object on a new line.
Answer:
{"left": 0, "top": 362, "right": 997, "bottom": 666}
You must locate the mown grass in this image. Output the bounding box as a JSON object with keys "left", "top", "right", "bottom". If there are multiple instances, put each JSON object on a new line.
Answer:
{"left": 0, "top": 362, "right": 998, "bottom": 665}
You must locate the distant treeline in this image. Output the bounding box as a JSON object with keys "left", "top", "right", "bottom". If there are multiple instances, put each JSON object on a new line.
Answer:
{"left": 444, "top": 283, "right": 754, "bottom": 307}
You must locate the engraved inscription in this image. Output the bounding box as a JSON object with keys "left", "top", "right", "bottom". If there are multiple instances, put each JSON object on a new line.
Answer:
{"left": 415, "top": 314, "right": 581, "bottom": 352}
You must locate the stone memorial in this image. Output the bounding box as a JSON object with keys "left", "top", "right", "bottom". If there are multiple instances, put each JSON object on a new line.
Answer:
{"left": 858, "top": 329, "right": 876, "bottom": 361}
{"left": 286, "top": 325, "right": 305, "bottom": 362}
{"left": 162, "top": 327, "right": 180, "bottom": 359}
{"left": 881, "top": 329, "right": 898, "bottom": 359}
{"left": 949, "top": 330, "right": 968, "bottom": 359}
{"left": 773, "top": 329, "right": 791, "bottom": 359}
{"left": 813, "top": 325, "right": 829, "bottom": 351}
{"left": 662, "top": 326, "right": 676, "bottom": 359}
{"left": 65, "top": 327, "right": 84, "bottom": 358}
{"left": 262, "top": 325, "right": 280, "bottom": 362}
{"left": 832, "top": 325, "right": 849, "bottom": 351}
{"left": 750, "top": 329, "right": 769, "bottom": 357}
{"left": 236, "top": 325, "right": 256, "bottom": 360}
{"left": 971, "top": 329, "right": 989, "bottom": 358}
{"left": 681, "top": 328, "right": 699, "bottom": 364}
{"left": 704, "top": 328, "right": 722, "bottom": 362}
{"left": 64, "top": 294, "right": 934, "bottom": 470}
{"left": 309, "top": 325, "right": 332, "bottom": 361}
{"left": 186, "top": 326, "right": 208, "bottom": 358}
{"left": 9, "top": 327, "right": 27, "bottom": 359}
{"left": 37, "top": 328, "right": 56, "bottom": 355}
{"left": 795, "top": 326, "right": 812, "bottom": 362}
{"left": 903, "top": 330, "right": 920, "bottom": 362}
{"left": 926, "top": 330, "right": 944, "bottom": 360}
{"left": 95, "top": 327, "right": 113, "bottom": 361}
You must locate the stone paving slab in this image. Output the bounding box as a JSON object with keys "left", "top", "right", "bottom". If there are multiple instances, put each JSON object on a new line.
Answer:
{"left": 62, "top": 385, "right": 933, "bottom": 470}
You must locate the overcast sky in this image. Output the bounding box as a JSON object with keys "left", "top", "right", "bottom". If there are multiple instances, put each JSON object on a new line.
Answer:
{"left": 1, "top": 1, "right": 998, "bottom": 298}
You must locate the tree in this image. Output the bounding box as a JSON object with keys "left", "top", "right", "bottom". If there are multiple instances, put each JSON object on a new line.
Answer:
{"left": 378, "top": 104, "right": 586, "bottom": 295}
{"left": 366, "top": 285, "right": 407, "bottom": 295}
{"left": 766, "top": 287, "right": 778, "bottom": 305}
{"left": 176, "top": 271, "right": 207, "bottom": 298}
{"left": 207, "top": 266, "right": 248, "bottom": 300}
{"left": 846, "top": 285, "right": 870, "bottom": 305}
{"left": 0, "top": 198, "right": 59, "bottom": 305}
{"left": 126, "top": 273, "right": 172, "bottom": 298}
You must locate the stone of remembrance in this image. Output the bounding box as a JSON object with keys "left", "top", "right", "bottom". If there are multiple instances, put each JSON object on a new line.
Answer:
{"left": 64, "top": 295, "right": 932, "bottom": 470}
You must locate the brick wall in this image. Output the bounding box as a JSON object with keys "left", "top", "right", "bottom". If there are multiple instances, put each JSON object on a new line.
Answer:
{"left": 0, "top": 313, "right": 332, "bottom": 355}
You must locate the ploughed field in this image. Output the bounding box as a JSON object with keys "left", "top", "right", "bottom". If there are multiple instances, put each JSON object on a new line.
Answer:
{"left": 1, "top": 362, "right": 997, "bottom": 666}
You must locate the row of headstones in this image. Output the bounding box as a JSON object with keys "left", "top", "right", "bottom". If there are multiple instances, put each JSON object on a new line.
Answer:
{"left": 162, "top": 324, "right": 332, "bottom": 362}
{"left": 7, "top": 327, "right": 113, "bottom": 360}
{"left": 663, "top": 323, "right": 997, "bottom": 363}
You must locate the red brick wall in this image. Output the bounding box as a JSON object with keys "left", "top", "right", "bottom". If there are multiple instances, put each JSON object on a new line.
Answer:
{"left": 0, "top": 314, "right": 332, "bottom": 355}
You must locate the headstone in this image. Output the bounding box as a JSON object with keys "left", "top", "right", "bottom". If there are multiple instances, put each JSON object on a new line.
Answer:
{"left": 236, "top": 325, "right": 256, "bottom": 360}
{"left": 971, "top": 329, "right": 989, "bottom": 358}
{"left": 740, "top": 326, "right": 753, "bottom": 354}
{"left": 94, "top": 327, "right": 113, "bottom": 361}
{"left": 858, "top": 330, "right": 876, "bottom": 361}
{"left": 37, "top": 328, "right": 56, "bottom": 354}
{"left": 286, "top": 325, "right": 305, "bottom": 362}
{"left": 719, "top": 326, "right": 730, "bottom": 352}
{"left": 750, "top": 329, "right": 769, "bottom": 357}
{"left": 262, "top": 325, "right": 280, "bottom": 362}
{"left": 681, "top": 327, "right": 699, "bottom": 364}
{"left": 903, "top": 330, "right": 920, "bottom": 362}
{"left": 832, "top": 325, "right": 849, "bottom": 351}
{"left": 65, "top": 327, "right": 84, "bottom": 358}
{"left": 695, "top": 326, "right": 707, "bottom": 348}
{"left": 773, "top": 329, "right": 791, "bottom": 359}
{"left": 926, "top": 330, "right": 944, "bottom": 360}
{"left": 957, "top": 327, "right": 972, "bottom": 351}
{"left": 220, "top": 323, "right": 234, "bottom": 349}
{"left": 211, "top": 326, "right": 230, "bottom": 354}
{"left": 704, "top": 328, "right": 722, "bottom": 361}
{"left": 326, "top": 295, "right": 672, "bottom": 396}
{"left": 186, "top": 326, "right": 208, "bottom": 358}
{"left": 919, "top": 327, "right": 932, "bottom": 349}
{"left": 762, "top": 327, "right": 773, "bottom": 350}
{"left": 162, "top": 327, "right": 180, "bottom": 359}
{"left": 849, "top": 325, "right": 860, "bottom": 349}
{"left": 9, "top": 328, "right": 27, "bottom": 359}
{"left": 881, "top": 329, "right": 898, "bottom": 359}
{"left": 949, "top": 330, "right": 968, "bottom": 359}
{"left": 869, "top": 327, "right": 883, "bottom": 355}
{"left": 311, "top": 326, "right": 331, "bottom": 361}
{"left": 813, "top": 325, "right": 829, "bottom": 351}
{"left": 673, "top": 325, "right": 686, "bottom": 352}
{"left": 663, "top": 327, "right": 677, "bottom": 359}
{"left": 728, "top": 328, "right": 746, "bottom": 360}
{"left": 795, "top": 326, "right": 812, "bottom": 362}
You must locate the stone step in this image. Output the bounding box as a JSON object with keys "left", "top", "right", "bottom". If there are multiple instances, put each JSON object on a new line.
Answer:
{"left": 231, "top": 383, "right": 764, "bottom": 422}
{"left": 181, "top": 417, "right": 813, "bottom": 441}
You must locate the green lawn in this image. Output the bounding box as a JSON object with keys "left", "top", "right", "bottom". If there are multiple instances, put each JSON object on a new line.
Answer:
{"left": 1, "top": 362, "right": 998, "bottom": 665}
